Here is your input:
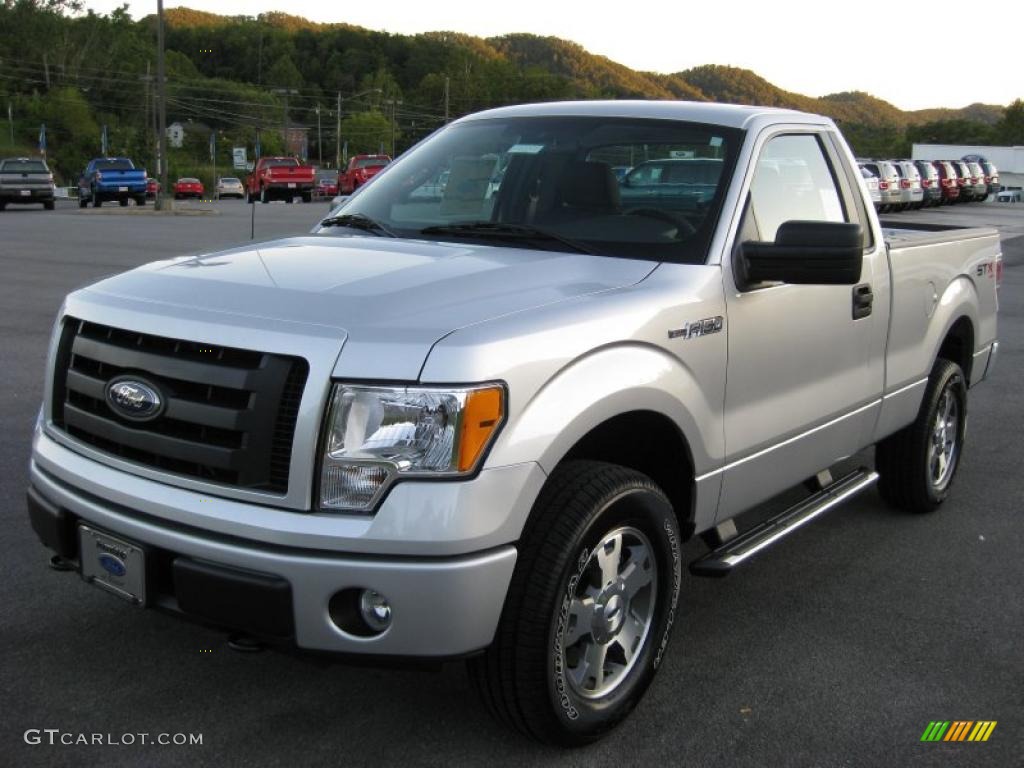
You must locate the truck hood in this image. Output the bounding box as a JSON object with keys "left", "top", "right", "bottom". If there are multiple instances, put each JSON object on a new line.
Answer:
{"left": 83, "top": 235, "right": 657, "bottom": 380}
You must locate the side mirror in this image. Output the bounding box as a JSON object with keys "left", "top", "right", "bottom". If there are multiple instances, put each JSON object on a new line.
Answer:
{"left": 741, "top": 220, "right": 863, "bottom": 285}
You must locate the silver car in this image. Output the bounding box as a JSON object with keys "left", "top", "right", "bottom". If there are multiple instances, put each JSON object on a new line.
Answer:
{"left": 858, "top": 165, "right": 881, "bottom": 208}
{"left": 860, "top": 160, "right": 901, "bottom": 211}
{"left": 966, "top": 162, "right": 988, "bottom": 201}
{"left": 891, "top": 161, "right": 924, "bottom": 210}
{"left": 215, "top": 177, "right": 245, "bottom": 199}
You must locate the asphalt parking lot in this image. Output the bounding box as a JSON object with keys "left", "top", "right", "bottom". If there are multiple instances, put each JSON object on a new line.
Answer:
{"left": 0, "top": 199, "right": 1021, "bottom": 767}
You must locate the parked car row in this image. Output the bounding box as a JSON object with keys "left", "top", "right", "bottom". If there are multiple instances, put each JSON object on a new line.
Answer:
{"left": 858, "top": 158, "right": 999, "bottom": 212}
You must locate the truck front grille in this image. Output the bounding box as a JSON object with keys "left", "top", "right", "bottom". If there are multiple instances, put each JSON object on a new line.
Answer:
{"left": 51, "top": 318, "right": 308, "bottom": 494}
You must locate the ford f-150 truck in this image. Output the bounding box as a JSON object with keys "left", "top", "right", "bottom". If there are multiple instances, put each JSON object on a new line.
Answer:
{"left": 337, "top": 153, "right": 391, "bottom": 194}
{"left": 0, "top": 157, "right": 56, "bottom": 210}
{"left": 28, "top": 102, "right": 999, "bottom": 746}
{"left": 246, "top": 156, "right": 315, "bottom": 203}
{"left": 77, "top": 157, "right": 147, "bottom": 208}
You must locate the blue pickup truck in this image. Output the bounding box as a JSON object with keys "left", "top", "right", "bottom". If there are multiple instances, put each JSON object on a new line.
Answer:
{"left": 78, "top": 157, "right": 148, "bottom": 208}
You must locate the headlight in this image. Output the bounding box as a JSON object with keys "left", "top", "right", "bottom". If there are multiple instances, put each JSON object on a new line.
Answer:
{"left": 319, "top": 383, "right": 505, "bottom": 512}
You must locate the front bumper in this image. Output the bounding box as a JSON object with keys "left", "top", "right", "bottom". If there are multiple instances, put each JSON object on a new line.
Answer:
{"left": 28, "top": 463, "right": 517, "bottom": 656}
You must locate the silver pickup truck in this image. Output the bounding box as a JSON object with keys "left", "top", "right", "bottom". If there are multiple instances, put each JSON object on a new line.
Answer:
{"left": 28, "top": 102, "right": 1000, "bottom": 745}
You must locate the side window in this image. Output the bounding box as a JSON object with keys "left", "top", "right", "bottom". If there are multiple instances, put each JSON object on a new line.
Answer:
{"left": 748, "top": 134, "right": 846, "bottom": 242}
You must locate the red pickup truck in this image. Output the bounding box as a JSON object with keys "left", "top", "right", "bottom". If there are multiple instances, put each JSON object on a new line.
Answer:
{"left": 246, "top": 157, "right": 316, "bottom": 203}
{"left": 337, "top": 154, "right": 391, "bottom": 195}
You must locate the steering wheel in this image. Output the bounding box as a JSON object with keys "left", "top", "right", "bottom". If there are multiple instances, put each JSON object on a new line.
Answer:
{"left": 623, "top": 207, "right": 696, "bottom": 237}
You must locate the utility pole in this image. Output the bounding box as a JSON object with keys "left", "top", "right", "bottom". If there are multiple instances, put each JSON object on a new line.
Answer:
{"left": 385, "top": 99, "right": 402, "bottom": 157}
{"left": 444, "top": 76, "right": 450, "bottom": 123}
{"left": 274, "top": 88, "right": 298, "bottom": 156}
{"left": 43, "top": 52, "right": 51, "bottom": 89}
{"left": 155, "top": 0, "right": 169, "bottom": 211}
{"left": 335, "top": 91, "right": 341, "bottom": 169}
{"left": 7, "top": 102, "right": 13, "bottom": 146}
{"left": 315, "top": 104, "right": 322, "bottom": 166}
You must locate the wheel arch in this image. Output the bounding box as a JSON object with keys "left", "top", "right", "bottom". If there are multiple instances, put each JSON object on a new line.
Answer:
{"left": 558, "top": 410, "right": 696, "bottom": 539}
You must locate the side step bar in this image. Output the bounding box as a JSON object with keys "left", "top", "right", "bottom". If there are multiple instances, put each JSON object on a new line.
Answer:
{"left": 689, "top": 469, "right": 879, "bottom": 577}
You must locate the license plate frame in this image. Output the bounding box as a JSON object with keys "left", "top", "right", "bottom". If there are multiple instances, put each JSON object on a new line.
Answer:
{"left": 79, "top": 525, "right": 147, "bottom": 606}
{"left": 118, "top": 186, "right": 128, "bottom": 192}
{"left": 20, "top": 189, "right": 31, "bottom": 196}
{"left": 287, "top": 182, "right": 296, "bottom": 188}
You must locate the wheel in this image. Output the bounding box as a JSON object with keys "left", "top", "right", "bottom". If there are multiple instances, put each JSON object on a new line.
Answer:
{"left": 261, "top": 186, "right": 269, "bottom": 204}
{"left": 285, "top": 195, "right": 293, "bottom": 203}
{"left": 469, "top": 460, "right": 681, "bottom": 746}
{"left": 0, "top": 201, "right": 6, "bottom": 211}
{"left": 44, "top": 200, "right": 55, "bottom": 210}
{"left": 92, "top": 189, "right": 101, "bottom": 208}
{"left": 119, "top": 198, "right": 128, "bottom": 207}
{"left": 302, "top": 192, "right": 312, "bottom": 203}
{"left": 79, "top": 196, "right": 87, "bottom": 209}
{"left": 876, "top": 359, "right": 967, "bottom": 514}
{"left": 135, "top": 196, "right": 146, "bottom": 207}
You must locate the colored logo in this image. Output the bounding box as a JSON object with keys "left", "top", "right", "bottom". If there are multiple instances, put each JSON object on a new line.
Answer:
{"left": 97, "top": 553, "right": 127, "bottom": 578}
{"left": 105, "top": 376, "right": 164, "bottom": 421}
{"left": 921, "top": 721, "right": 997, "bottom": 742}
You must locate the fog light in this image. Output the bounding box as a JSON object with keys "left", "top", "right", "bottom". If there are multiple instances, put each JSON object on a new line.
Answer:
{"left": 359, "top": 589, "right": 392, "bottom": 632}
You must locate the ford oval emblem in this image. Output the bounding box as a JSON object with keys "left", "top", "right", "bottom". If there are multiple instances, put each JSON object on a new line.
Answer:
{"left": 105, "top": 376, "right": 164, "bottom": 422}
{"left": 98, "top": 553, "right": 127, "bottom": 577}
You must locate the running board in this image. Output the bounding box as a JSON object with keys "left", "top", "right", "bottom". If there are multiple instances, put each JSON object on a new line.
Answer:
{"left": 689, "top": 469, "right": 879, "bottom": 577}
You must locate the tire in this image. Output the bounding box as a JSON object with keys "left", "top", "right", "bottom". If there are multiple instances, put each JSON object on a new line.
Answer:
{"left": 44, "top": 200, "right": 55, "bottom": 210}
{"left": 261, "top": 186, "right": 269, "bottom": 204}
{"left": 135, "top": 196, "right": 146, "bottom": 207}
{"left": 876, "top": 359, "right": 967, "bottom": 514}
{"left": 285, "top": 195, "right": 293, "bottom": 203}
{"left": 469, "top": 460, "right": 682, "bottom": 746}
{"left": 0, "top": 201, "right": 6, "bottom": 211}
{"left": 79, "top": 197, "right": 87, "bottom": 209}
{"left": 302, "top": 192, "right": 312, "bottom": 203}
{"left": 92, "top": 188, "right": 101, "bottom": 208}
{"left": 119, "top": 198, "right": 128, "bottom": 207}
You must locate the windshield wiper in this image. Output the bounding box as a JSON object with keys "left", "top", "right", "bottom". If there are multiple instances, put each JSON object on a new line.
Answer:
{"left": 320, "top": 213, "right": 397, "bottom": 237}
{"left": 419, "top": 221, "right": 596, "bottom": 255}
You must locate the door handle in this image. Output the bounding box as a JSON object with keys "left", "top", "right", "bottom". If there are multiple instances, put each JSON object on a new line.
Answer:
{"left": 852, "top": 283, "right": 873, "bottom": 319}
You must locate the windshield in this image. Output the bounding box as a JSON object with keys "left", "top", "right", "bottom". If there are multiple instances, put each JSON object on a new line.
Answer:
{"left": 324, "top": 116, "right": 741, "bottom": 262}
{"left": 265, "top": 159, "right": 299, "bottom": 168}
{"left": 2, "top": 159, "right": 48, "bottom": 172}
{"left": 356, "top": 157, "right": 389, "bottom": 169}
{"left": 96, "top": 159, "right": 134, "bottom": 171}
{"left": 220, "top": 177, "right": 240, "bottom": 183}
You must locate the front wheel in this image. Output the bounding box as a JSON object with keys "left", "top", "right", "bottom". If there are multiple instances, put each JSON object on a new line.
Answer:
{"left": 876, "top": 359, "right": 967, "bottom": 513}
{"left": 469, "top": 460, "right": 682, "bottom": 746}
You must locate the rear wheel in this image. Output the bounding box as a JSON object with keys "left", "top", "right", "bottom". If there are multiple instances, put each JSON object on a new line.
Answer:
{"left": 119, "top": 198, "right": 128, "bottom": 207}
{"left": 78, "top": 196, "right": 87, "bottom": 209}
{"left": 44, "top": 200, "right": 55, "bottom": 210}
{"left": 876, "top": 359, "right": 967, "bottom": 514}
{"left": 469, "top": 460, "right": 682, "bottom": 746}
{"left": 92, "top": 188, "right": 101, "bottom": 208}
{"left": 260, "top": 186, "right": 269, "bottom": 204}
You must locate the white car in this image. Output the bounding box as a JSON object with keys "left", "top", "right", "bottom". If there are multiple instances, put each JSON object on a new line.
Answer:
{"left": 858, "top": 165, "right": 881, "bottom": 208}
{"left": 215, "top": 177, "right": 245, "bottom": 199}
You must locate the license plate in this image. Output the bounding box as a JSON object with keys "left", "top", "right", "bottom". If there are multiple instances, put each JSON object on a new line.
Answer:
{"left": 20, "top": 190, "right": 31, "bottom": 196}
{"left": 79, "top": 525, "right": 146, "bottom": 605}
{"left": 118, "top": 186, "right": 128, "bottom": 192}
{"left": 287, "top": 182, "right": 296, "bottom": 188}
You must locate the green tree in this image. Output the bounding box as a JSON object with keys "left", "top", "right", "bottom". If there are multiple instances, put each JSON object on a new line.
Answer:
{"left": 995, "top": 99, "right": 1024, "bottom": 145}
{"left": 266, "top": 54, "right": 303, "bottom": 89}
{"left": 339, "top": 111, "right": 391, "bottom": 156}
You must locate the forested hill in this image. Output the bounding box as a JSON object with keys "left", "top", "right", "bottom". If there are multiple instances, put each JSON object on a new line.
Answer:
{"left": 0, "top": 2, "right": 1020, "bottom": 183}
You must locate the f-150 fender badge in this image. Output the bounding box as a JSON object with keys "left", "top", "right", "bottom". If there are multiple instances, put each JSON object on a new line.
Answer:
{"left": 668, "top": 315, "right": 723, "bottom": 340}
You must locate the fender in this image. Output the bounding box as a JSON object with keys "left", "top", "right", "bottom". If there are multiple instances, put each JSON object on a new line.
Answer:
{"left": 875, "top": 276, "right": 979, "bottom": 442}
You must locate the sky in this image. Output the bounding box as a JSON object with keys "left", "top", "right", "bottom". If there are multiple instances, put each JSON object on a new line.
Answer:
{"left": 83, "top": 0, "right": 1022, "bottom": 112}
